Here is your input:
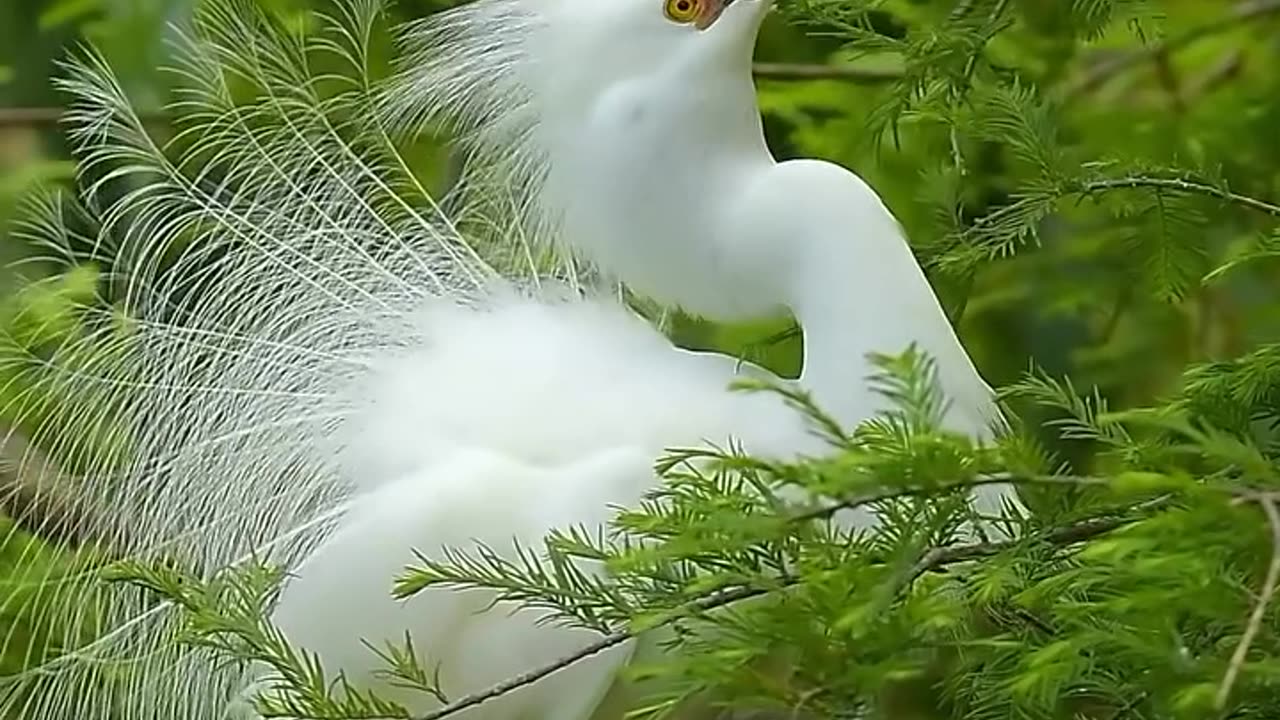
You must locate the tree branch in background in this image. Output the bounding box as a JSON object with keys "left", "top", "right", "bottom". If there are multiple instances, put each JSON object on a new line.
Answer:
{"left": 1066, "top": 0, "right": 1280, "bottom": 98}
{"left": 1185, "top": 49, "right": 1246, "bottom": 101}
{"left": 963, "top": 176, "right": 1280, "bottom": 250}
{"left": 1151, "top": 49, "right": 1185, "bottom": 113}
{"left": 0, "top": 107, "right": 66, "bottom": 128}
{"left": 0, "top": 106, "right": 156, "bottom": 129}
{"left": 0, "top": 424, "right": 93, "bottom": 547}
{"left": 1083, "top": 177, "right": 1280, "bottom": 218}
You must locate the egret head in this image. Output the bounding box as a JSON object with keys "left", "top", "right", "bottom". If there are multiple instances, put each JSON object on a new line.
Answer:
{"left": 667, "top": 0, "right": 737, "bottom": 30}
{"left": 590, "top": 0, "right": 766, "bottom": 38}
{"left": 386, "top": 0, "right": 771, "bottom": 112}
{"left": 599, "top": 0, "right": 772, "bottom": 70}
{"left": 383, "top": 0, "right": 771, "bottom": 171}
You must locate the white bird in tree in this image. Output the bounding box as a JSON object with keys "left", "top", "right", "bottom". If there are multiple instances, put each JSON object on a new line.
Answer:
{"left": 0, "top": 0, "right": 1009, "bottom": 719}
{"left": 383, "top": 0, "right": 999, "bottom": 433}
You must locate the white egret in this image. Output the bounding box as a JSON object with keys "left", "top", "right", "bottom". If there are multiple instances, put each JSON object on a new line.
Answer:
{"left": 384, "top": 0, "right": 997, "bottom": 434}
{"left": 1, "top": 0, "right": 1008, "bottom": 718}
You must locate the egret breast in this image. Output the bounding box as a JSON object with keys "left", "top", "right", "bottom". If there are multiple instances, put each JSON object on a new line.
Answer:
{"left": 549, "top": 77, "right": 782, "bottom": 320}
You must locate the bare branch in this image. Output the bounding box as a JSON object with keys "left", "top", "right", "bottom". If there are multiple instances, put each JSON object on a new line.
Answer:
{"left": 750, "top": 62, "right": 901, "bottom": 83}
{"left": 413, "top": 584, "right": 767, "bottom": 720}
{"left": 0, "top": 424, "right": 93, "bottom": 547}
{"left": 0, "top": 424, "right": 136, "bottom": 560}
{"left": 907, "top": 508, "right": 1153, "bottom": 583}
{"left": 0, "top": 106, "right": 164, "bottom": 129}
{"left": 1185, "top": 49, "right": 1246, "bottom": 101}
{"left": 790, "top": 472, "right": 1109, "bottom": 525}
{"left": 1216, "top": 494, "right": 1280, "bottom": 710}
{"left": 1082, "top": 177, "right": 1280, "bottom": 218}
{"left": 413, "top": 631, "right": 630, "bottom": 720}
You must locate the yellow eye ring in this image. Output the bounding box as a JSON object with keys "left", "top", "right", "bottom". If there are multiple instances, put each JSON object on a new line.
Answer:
{"left": 664, "top": 0, "right": 700, "bottom": 24}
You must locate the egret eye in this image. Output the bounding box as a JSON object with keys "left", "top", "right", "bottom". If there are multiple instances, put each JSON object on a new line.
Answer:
{"left": 663, "top": 0, "right": 700, "bottom": 24}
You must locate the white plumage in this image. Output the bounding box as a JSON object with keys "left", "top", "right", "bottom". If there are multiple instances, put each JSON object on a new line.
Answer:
{"left": 260, "top": 296, "right": 827, "bottom": 720}
{"left": 1, "top": 0, "right": 1008, "bottom": 718}
{"left": 386, "top": 0, "right": 996, "bottom": 431}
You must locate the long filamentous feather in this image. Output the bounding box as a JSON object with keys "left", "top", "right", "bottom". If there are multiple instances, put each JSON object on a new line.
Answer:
{"left": 380, "top": 0, "right": 585, "bottom": 264}
{"left": 0, "top": 1, "right": 567, "bottom": 717}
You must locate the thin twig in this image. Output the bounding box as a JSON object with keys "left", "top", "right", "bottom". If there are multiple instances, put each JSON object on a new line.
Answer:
{"left": 1082, "top": 177, "right": 1280, "bottom": 218}
{"left": 412, "top": 585, "right": 765, "bottom": 720}
{"left": 413, "top": 630, "right": 630, "bottom": 720}
{"left": 790, "top": 472, "right": 1109, "bottom": 525}
{"left": 750, "top": 62, "right": 901, "bottom": 83}
{"left": 962, "top": 175, "right": 1280, "bottom": 246}
{"left": 907, "top": 512, "right": 1140, "bottom": 583}
{"left": 1215, "top": 494, "right": 1280, "bottom": 710}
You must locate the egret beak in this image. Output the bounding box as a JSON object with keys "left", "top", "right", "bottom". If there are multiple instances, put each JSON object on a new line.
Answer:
{"left": 694, "top": 0, "right": 736, "bottom": 30}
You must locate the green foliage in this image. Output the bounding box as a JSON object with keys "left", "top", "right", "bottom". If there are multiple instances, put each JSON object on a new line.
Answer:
{"left": 751, "top": 0, "right": 1280, "bottom": 403}
{"left": 0, "top": 516, "right": 102, "bottom": 680}
{"left": 4, "top": 0, "right": 1280, "bottom": 718}
{"left": 0, "top": 261, "right": 134, "bottom": 471}
{"left": 0, "top": 265, "right": 128, "bottom": 699}
{"left": 118, "top": 345, "right": 1280, "bottom": 719}
{"left": 104, "top": 558, "right": 447, "bottom": 719}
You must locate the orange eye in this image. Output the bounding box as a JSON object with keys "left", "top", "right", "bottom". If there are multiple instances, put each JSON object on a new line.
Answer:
{"left": 664, "top": 0, "right": 700, "bottom": 24}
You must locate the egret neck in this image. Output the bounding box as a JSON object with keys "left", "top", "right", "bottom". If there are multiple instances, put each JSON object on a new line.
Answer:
{"left": 551, "top": 27, "right": 777, "bottom": 320}
{"left": 725, "top": 157, "right": 992, "bottom": 435}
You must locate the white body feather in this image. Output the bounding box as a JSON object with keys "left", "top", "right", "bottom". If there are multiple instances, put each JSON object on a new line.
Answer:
{"left": 328, "top": 297, "right": 821, "bottom": 489}
{"left": 261, "top": 296, "right": 833, "bottom": 720}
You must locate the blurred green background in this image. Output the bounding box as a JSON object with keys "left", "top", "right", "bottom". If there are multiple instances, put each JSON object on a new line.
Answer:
{"left": 1, "top": 0, "right": 1278, "bottom": 702}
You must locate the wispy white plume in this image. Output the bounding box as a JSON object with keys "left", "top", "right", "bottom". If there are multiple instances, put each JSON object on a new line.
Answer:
{"left": 380, "top": 0, "right": 637, "bottom": 270}
{"left": 0, "top": 1, "right": 584, "bottom": 716}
